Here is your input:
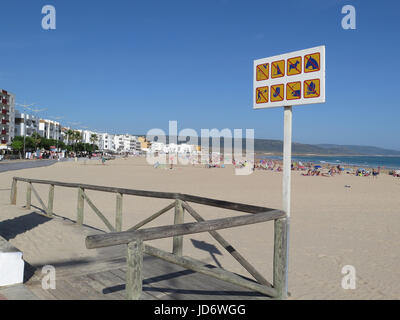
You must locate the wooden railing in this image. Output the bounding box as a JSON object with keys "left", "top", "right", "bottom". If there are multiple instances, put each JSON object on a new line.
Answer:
{"left": 10, "top": 177, "right": 288, "bottom": 300}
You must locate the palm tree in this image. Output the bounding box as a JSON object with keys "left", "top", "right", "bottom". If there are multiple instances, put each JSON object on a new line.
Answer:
{"left": 73, "top": 131, "right": 82, "bottom": 151}
{"left": 66, "top": 129, "right": 74, "bottom": 145}
{"left": 90, "top": 133, "right": 98, "bottom": 146}
{"left": 89, "top": 133, "right": 98, "bottom": 152}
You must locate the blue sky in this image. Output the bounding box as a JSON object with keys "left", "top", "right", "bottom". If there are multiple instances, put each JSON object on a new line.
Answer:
{"left": 2, "top": 0, "right": 400, "bottom": 150}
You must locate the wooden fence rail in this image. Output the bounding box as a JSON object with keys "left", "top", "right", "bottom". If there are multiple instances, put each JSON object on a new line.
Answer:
{"left": 10, "top": 176, "right": 288, "bottom": 300}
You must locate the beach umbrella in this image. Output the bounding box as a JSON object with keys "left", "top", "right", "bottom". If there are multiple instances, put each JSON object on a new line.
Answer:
{"left": 358, "top": 168, "right": 365, "bottom": 171}
{"left": 314, "top": 165, "right": 321, "bottom": 169}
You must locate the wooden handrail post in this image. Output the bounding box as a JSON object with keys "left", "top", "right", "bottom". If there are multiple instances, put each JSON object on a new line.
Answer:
{"left": 126, "top": 239, "right": 143, "bottom": 300}
{"left": 77, "top": 187, "right": 85, "bottom": 225}
{"left": 26, "top": 182, "right": 32, "bottom": 209}
{"left": 115, "top": 193, "right": 123, "bottom": 232}
{"left": 47, "top": 184, "right": 55, "bottom": 217}
{"left": 273, "top": 217, "right": 288, "bottom": 299}
{"left": 10, "top": 178, "right": 17, "bottom": 205}
{"left": 172, "top": 199, "right": 184, "bottom": 256}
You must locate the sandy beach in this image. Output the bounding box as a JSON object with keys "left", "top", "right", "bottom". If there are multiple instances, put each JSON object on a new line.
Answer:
{"left": 0, "top": 157, "right": 399, "bottom": 299}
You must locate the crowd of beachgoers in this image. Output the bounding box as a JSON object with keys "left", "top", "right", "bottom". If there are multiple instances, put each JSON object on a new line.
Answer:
{"left": 117, "top": 153, "right": 400, "bottom": 179}
{"left": 253, "top": 159, "right": 387, "bottom": 178}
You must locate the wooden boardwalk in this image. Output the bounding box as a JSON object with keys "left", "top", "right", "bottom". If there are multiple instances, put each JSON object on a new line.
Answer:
{"left": 5, "top": 177, "right": 286, "bottom": 300}
{"left": 25, "top": 252, "right": 270, "bottom": 300}
{"left": 11, "top": 214, "right": 270, "bottom": 300}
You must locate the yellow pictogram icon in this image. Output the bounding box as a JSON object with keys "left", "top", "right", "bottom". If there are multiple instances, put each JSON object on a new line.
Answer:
{"left": 287, "top": 56, "right": 302, "bottom": 76}
{"left": 270, "top": 84, "right": 284, "bottom": 102}
{"left": 271, "top": 60, "right": 285, "bottom": 78}
{"left": 256, "top": 63, "right": 269, "bottom": 81}
{"left": 256, "top": 86, "right": 269, "bottom": 104}
{"left": 304, "top": 79, "right": 320, "bottom": 98}
{"left": 304, "top": 53, "right": 320, "bottom": 73}
{"left": 286, "top": 82, "right": 301, "bottom": 100}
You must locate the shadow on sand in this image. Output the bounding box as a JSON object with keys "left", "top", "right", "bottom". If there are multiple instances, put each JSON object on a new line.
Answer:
{"left": 0, "top": 212, "right": 52, "bottom": 241}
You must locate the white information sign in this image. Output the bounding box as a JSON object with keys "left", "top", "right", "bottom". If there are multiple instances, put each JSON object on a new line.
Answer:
{"left": 253, "top": 46, "right": 325, "bottom": 109}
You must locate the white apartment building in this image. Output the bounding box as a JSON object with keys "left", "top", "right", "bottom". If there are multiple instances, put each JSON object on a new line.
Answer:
{"left": 99, "top": 133, "right": 115, "bottom": 151}
{"left": 0, "top": 89, "right": 16, "bottom": 150}
{"left": 14, "top": 111, "right": 40, "bottom": 137}
{"left": 113, "top": 134, "right": 139, "bottom": 153}
{"left": 38, "top": 119, "right": 62, "bottom": 141}
{"left": 78, "top": 130, "right": 99, "bottom": 145}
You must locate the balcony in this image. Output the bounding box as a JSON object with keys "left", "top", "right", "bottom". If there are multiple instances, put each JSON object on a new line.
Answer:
{"left": 1, "top": 140, "right": 7, "bottom": 144}
{"left": 2, "top": 109, "right": 7, "bottom": 115}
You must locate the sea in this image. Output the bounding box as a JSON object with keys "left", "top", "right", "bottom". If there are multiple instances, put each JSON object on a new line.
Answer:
{"left": 258, "top": 155, "right": 400, "bottom": 169}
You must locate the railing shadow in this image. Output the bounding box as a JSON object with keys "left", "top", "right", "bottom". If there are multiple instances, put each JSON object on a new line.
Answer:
{"left": 190, "top": 239, "right": 223, "bottom": 268}
{"left": 0, "top": 212, "right": 51, "bottom": 241}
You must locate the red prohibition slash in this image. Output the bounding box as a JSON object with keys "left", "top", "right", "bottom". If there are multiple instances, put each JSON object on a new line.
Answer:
{"left": 304, "top": 79, "right": 320, "bottom": 98}
{"left": 256, "top": 87, "right": 268, "bottom": 103}
{"left": 256, "top": 64, "right": 269, "bottom": 80}
{"left": 286, "top": 82, "right": 301, "bottom": 100}
{"left": 271, "top": 60, "right": 285, "bottom": 78}
{"left": 304, "top": 53, "right": 320, "bottom": 73}
{"left": 287, "top": 56, "right": 301, "bottom": 75}
{"left": 271, "top": 85, "right": 284, "bottom": 101}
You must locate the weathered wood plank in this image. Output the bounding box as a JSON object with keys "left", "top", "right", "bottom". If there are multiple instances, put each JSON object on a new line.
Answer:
{"left": 13, "top": 177, "right": 179, "bottom": 200}
{"left": 47, "top": 184, "right": 55, "bottom": 217}
{"left": 12, "top": 177, "right": 275, "bottom": 213}
{"left": 77, "top": 187, "right": 85, "bottom": 225}
{"left": 179, "top": 193, "right": 275, "bottom": 214}
{"left": 144, "top": 244, "right": 276, "bottom": 297}
{"left": 74, "top": 274, "right": 121, "bottom": 300}
{"left": 182, "top": 201, "right": 271, "bottom": 287}
{"left": 172, "top": 200, "right": 184, "bottom": 256}
{"left": 10, "top": 178, "right": 17, "bottom": 205}
{"left": 26, "top": 284, "right": 56, "bottom": 300}
{"left": 273, "top": 217, "right": 288, "bottom": 299}
{"left": 109, "top": 268, "right": 163, "bottom": 300}
{"left": 82, "top": 191, "right": 116, "bottom": 232}
{"left": 66, "top": 276, "right": 110, "bottom": 300}
{"left": 126, "top": 240, "right": 143, "bottom": 300}
{"left": 127, "top": 202, "right": 175, "bottom": 231}
{"left": 84, "top": 271, "right": 125, "bottom": 300}
{"left": 86, "top": 210, "right": 285, "bottom": 249}
{"left": 115, "top": 193, "right": 123, "bottom": 232}
{"left": 26, "top": 182, "right": 32, "bottom": 209}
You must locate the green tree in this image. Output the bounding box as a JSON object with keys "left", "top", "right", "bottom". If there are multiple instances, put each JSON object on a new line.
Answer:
{"left": 11, "top": 139, "right": 24, "bottom": 159}
{"left": 90, "top": 133, "right": 98, "bottom": 146}
{"left": 31, "top": 132, "right": 41, "bottom": 151}
{"left": 73, "top": 131, "right": 82, "bottom": 151}
{"left": 66, "top": 129, "right": 74, "bottom": 146}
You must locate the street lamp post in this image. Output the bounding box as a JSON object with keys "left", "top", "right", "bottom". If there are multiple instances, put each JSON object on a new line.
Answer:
{"left": 23, "top": 118, "right": 26, "bottom": 159}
